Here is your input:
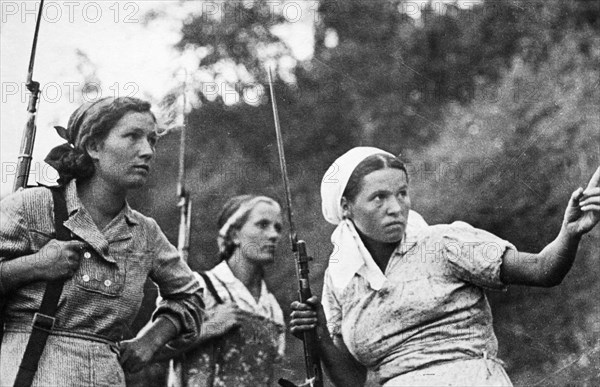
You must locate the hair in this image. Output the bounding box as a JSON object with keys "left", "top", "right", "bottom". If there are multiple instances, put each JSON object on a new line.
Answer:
{"left": 343, "top": 153, "right": 408, "bottom": 203}
{"left": 217, "top": 195, "right": 280, "bottom": 261}
{"left": 52, "top": 97, "right": 155, "bottom": 184}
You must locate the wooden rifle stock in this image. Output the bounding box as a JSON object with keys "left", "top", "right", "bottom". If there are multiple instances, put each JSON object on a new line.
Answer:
{"left": 13, "top": 0, "right": 45, "bottom": 191}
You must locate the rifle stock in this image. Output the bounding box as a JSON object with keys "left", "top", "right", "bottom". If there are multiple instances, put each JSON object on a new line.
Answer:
{"left": 13, "top": 0, "right": 45, "bottom": 191}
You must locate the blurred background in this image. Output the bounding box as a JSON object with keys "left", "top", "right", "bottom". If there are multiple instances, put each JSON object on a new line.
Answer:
{"left": 2, "top": 0, "right": 599, "bottom": 385}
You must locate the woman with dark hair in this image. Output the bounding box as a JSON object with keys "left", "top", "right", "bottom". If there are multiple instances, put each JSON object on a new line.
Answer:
{"left": 158, "top": 194, "right": 286, "bottom": 387}
{"left": 290, "top": 147, "right": 600, "bottom": 386}
{"left": 0, "top": 97, "right": 203, "bottom": 386}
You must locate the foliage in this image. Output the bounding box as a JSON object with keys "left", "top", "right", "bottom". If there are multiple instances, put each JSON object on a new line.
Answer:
{"left": 129, "top": 0, "right": 600, "bottom": 385}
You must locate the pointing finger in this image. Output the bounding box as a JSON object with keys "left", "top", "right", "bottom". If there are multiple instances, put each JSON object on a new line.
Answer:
{"left": 585, "top": 166, "right": 600, "bottom": 190}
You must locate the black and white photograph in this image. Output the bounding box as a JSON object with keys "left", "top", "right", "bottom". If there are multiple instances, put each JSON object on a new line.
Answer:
{"left": 1, "top": 1, "right": 599, "bottom": 386}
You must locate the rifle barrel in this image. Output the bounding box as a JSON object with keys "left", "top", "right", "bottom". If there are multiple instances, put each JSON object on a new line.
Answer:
{"left": 267, "top": 67, "right": 298, "bottom": 250}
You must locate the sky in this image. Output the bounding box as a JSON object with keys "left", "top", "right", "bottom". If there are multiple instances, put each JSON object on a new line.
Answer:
{"left": 0, "top": 0, "right": 475, "bottom": 197}
{"left": 0, "top": 0, "right": 320, "bottom": 196}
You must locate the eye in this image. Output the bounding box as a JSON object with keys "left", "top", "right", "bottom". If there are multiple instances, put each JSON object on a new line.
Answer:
{"left": 257, "top": 220, "right": 269, "bottom": 229}
{"left": 373, "top": 193, "right": 385, "bottom": 203}
{"left": 148, "top": 133, "right": 158, "bottom": 147}
{"left": 398, "top": 190, "right": 408, "bottom": 198}
{"left": 274, "top": 223, "right": 282, "bottom": 233}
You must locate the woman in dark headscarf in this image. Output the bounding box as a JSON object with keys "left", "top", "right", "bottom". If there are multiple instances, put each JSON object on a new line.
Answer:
{"left": 0, "top": 97, "right": 203, "bottom": 386}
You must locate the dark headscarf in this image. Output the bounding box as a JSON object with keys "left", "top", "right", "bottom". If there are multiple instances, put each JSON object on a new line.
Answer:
{"left": 44, "top": 97, "right": 115, "bottom": 172}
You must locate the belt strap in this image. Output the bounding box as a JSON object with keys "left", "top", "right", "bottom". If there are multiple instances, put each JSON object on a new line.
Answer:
{"left": 14, "top": 187, "right": 69, "bottom": 387}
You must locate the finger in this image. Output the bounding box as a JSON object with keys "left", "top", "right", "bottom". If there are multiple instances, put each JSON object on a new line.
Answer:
{"left": 304, "top": 296, "right": 320, "bottom": 307}
{"left": 581, "top": 187, "right": 600, "bottom": 199}
{"left": 579, "top": 197, "right": 600, "bottom": 207}
{"left": 290, "top": 325, "right": 316, "bottom": 333}
{"left": 585, "top": 166, "right": 600, "bottom": 190}
{"left": 570, "top": 188, "right": 584, "bottom": 205}
{"left": 290, "top": 317, "right": 318, "bottom": 326}
{"left": 290, "top": 301, "right": 313, "bottom": 311}
{"left": 580, "top": 204, "right": 600, "bottom": 212}
{"left": 290, "top": 310, "right": 318, "bottom": 319}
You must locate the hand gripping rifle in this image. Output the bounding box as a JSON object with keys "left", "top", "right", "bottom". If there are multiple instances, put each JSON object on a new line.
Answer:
{"left": 13, "top": 0, "right": 45, "bottom": 191}
{"left": 167, "top": 78, "right": 193, "bottom": 387}
{"left": 267, "top": 68, "right": 324, "bottom": 387}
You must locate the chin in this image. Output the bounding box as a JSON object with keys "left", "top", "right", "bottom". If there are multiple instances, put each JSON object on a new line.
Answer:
{"left": 124, "top": 177, "right": 148, "bottom": 189}
{"left": 381, "top": 232, "right": 404, "bottom": 244}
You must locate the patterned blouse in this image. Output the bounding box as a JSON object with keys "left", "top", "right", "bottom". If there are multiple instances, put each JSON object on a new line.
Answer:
{"left": 179, "top": 261, "right": 286, "bottom": 387}
{"left": 0, "top": 180, "right": 203, "bottom": 344}
{"left": 322, "top": 221, "right": 516, "bottom": 385}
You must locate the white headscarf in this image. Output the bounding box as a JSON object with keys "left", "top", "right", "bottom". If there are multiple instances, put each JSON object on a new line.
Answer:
{"left": 217, "top": 196, "right": 280, "bottom": 256}
{"left": 320, "top": 147, "right": 428, "bottom": 290}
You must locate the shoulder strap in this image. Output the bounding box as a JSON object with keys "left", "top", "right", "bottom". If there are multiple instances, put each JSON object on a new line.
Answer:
{"left": 198, "top": 272, "right": 224, "bottom": 305}
{"left": 14, "top": 187, "right": 70, "bottom": 387}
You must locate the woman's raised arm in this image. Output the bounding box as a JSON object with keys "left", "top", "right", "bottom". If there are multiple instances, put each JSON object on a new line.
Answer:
{"left": 501, "top": 167, "right": 600, "bottom": 287}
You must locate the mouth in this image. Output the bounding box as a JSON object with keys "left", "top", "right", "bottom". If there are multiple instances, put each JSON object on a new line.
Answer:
{"left": 133, "top": 165, "right": 150, "bottom": 173}
{"left": 385, "top": 221, "right": 405, "bottom": 228}
{"left": 263, "top": 245, "right": 276, "bottom": 253}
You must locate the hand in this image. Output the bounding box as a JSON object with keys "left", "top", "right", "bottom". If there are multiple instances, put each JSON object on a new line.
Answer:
{"left": 563, "top": 167, "right": 600, "bottom": 237}
{"left": 289, "top": 296, "right": 327, "bottom": 340}
{"left": 119, "top": 336, "right": 158, "bottom": 373}
{"left": 34, "top": 239, "right": 87, "bottom": 281}
{"left": 203, "top": 303, "right": 251, "bottom": 339}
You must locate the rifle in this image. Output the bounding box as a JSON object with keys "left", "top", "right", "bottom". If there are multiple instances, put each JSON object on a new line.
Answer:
{"left": 167, "top": 79, "right": 193, "bottom": 387}
{"left": 13, "top": 0, "right": 45, "bottom": 191}
{"left": 2, "top": 0, "right": 45, "bottom": 358}
{"left": 267, "top": 68, "right": 324, "bottom": 387}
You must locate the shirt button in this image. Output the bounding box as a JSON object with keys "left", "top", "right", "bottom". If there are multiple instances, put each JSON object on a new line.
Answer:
{"left": 83, "top": 252, "right": 91, "bottom": 259}
{"left": 82, "top": 275, "right": 90, "bottom": 282}
{"left": 104, "top": 280, "right": 112, "bottom": 287}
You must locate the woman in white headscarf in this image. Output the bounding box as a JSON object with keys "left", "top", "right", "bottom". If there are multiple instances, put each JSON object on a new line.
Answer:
{"left": 290, "top": 147, "right": 600, "bottom": 386}
{"left": 157, "top": 195, "right": 286, "bottom": 387}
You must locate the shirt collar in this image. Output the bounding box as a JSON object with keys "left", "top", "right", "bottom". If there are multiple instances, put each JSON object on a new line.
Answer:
{"left": 64, "top": 179, "right": 138, "bottom": 225}
{"left": 211, "top": 261, "right": 269, "bottom": 303}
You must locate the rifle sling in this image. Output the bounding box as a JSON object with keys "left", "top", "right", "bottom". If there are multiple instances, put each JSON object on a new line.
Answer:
{"left": 14, "top": 187, "right": 69, "bottom": 387}
{"left": 198, "top": 272, "right": 223, "bottom": 305}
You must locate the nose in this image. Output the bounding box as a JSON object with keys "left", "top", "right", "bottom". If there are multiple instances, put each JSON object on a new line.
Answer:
{"left": 267, "top": 225, "right": 281, "bottom": 242}
{"left": 139, "top": 137, "right": 155, "bottom": 160}
{"left": 386, "top": 196, "right": 402, "bottom": 215}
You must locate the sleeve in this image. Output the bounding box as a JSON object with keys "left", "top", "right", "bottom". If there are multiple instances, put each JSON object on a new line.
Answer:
{"left": 321, "top": 268, "right": 343, "bottom": 337}
{"left": 269, "top": 294, "right": 286, "bottom": 360}
{"left": 442, "top": 221, "right": 516, "bottom": 291}
{"left": 0, "top": 191, "right": 32, "bottom": 295}
{"left": 146, "top": 218, "right": 204, "bottom": 347}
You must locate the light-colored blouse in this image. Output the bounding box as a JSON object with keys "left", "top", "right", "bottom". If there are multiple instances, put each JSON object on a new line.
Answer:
{"left": 177, "top": 261, "right": 286, "bottom": 387}
{"left": 322, "top": 221, "right": 516, "bottom": 385}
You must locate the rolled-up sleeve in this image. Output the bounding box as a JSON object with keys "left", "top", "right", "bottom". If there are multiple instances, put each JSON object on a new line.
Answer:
{"left": 0, "top": 191, "right": 31, "bottom": 295}
{"left": 322, "top": 268, "right": 343, "bottom": 337}
{"left": 147, "top": 219, "right": 203, "bottom": 346}
{"left": 442, "top": 221, "right": 516, "bottom": 290}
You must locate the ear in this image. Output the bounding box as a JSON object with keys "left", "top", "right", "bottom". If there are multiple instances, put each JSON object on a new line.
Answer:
{"left": 341, "top": 197, "right": 352, "bottom": 219}
{"left": 230, "top": 228, "right": 241, "bottom": 246}
{"left": 85, "top": 138, "right": 101, "bottom": 162}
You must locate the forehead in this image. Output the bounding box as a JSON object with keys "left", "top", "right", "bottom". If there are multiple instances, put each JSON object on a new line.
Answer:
{"left": 358, "top": 168, "right": 408, "bottom": 195}
{"left": 111, "top": 111, "right": 157, "bottom": 133}
{"left": 246, "top": 202, "right": 282, "bottom": 221}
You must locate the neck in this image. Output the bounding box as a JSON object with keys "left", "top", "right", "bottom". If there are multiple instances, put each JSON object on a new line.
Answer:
{"left": 226, "top": 252, "right": 264, "bottom": 297}
{"left": 355, "top": 226, "right": 399, "bottom": 272}
{"left": 77, "top": 177, "right": 127, "bottom": 229}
